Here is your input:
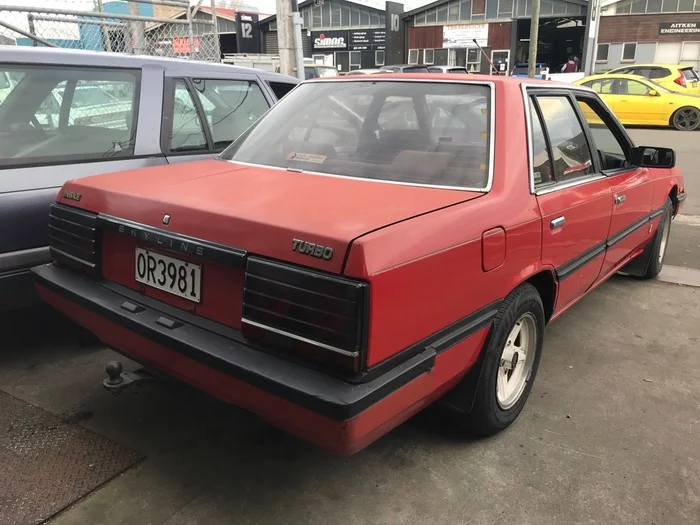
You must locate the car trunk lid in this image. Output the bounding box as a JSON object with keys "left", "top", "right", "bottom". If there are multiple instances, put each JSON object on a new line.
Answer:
{"left": 58, "top": 159, "right": 482, "bottom": 328}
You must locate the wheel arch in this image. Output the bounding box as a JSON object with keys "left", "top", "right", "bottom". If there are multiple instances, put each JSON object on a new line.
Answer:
{"left": 669, "top": 184, "right": 680, "bottom": 216}
{"left": 524, "top": 270, "right": 557, "bottom": 325}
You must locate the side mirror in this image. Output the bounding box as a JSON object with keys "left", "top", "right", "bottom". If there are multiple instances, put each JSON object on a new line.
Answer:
{"left": 632, "top": 146, "right": 675, "bottom": 168}
{"left": 649, "top": 89, "right": 659, "bottom": 97}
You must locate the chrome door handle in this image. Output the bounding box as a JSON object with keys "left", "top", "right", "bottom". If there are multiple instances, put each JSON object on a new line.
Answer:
{"left": 614, "top": 194, "right": 626, "bottom": 205}
{"left": 550, "top": 216, "right": 566, "bottom": 230}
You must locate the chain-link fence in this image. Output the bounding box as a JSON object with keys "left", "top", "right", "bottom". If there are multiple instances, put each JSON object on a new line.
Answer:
{"left": 0, "top": 0, "right": 222, "bottom": 62}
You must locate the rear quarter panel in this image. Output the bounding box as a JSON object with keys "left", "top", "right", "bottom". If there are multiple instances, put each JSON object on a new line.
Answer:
{"left": 344, "top": 82, "right": 546, "bottom": 367}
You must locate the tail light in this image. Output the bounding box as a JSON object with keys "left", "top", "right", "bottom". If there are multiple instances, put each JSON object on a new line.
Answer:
{"left": 49, "top": 203, "right": 100, "bottom": 277}
{"left": 242, "top": 257, "right": 368, "bottom": 374}
{"left": 674, "top": 71, "right": 687, "bottom": 88}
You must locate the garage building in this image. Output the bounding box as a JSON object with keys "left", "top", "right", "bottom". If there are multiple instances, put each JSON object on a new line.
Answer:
{"left": 402, "top": 0, "right": 589, "bottom": 74}
{"left": 595, "top": 0, "right": 700, "bottom": 72}
{"left": 257, "top": 0, "right": 390, "bottom": 73}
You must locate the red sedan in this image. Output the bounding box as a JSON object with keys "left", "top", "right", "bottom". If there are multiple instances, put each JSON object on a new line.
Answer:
{"left": 33, "top": 74, "right": 686, "bottom": 454}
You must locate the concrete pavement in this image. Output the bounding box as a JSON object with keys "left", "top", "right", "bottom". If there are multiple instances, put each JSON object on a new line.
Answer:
{"left": 0, "top": 276, "right": 696, "bottom": 525}
{"left": 1, "top": 127, "right": 698, "bottom": 525}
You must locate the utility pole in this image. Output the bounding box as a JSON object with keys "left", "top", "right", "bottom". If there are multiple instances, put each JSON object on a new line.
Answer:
{"left": 582, "top": 0, "right": 601, "bottom": 76}
{"left": 128, "top": 0, "right": 146, "bottom": 56}
{"left": 276, "top": 0, "right": 296, "bottom": 77}
{"left": 527, "top": 0, "right": 540, "bottom": 78}
{"left": 291, "top": 0, "right": 305, "bottom": 80}
{"left": 96, "top": 0, "right": 112, "bottom": 52}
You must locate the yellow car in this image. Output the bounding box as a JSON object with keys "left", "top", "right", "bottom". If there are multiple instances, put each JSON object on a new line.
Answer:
{"left": 604, "top": 63, "right": 700, "bottom": 96}
{"left": 574, "top": 73, "right": 700, "bottom": 131}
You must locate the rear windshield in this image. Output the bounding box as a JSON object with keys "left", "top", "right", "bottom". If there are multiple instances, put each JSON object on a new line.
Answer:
{"left": 220, "top": 80, "right": 492, "bottom": 190}
{"left": 681, "top": 67, "right": 699, "bottom": 81}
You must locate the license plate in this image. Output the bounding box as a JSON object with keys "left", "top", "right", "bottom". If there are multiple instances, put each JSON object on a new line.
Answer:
{"left": 135, "top": 247, "right": 202, "bottom": 303}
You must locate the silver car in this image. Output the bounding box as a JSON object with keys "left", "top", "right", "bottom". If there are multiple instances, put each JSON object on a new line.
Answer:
{"left": 0, "top": 47, "right": 299, "bottom": 312}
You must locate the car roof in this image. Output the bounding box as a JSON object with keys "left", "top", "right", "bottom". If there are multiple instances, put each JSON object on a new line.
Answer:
{"left": 0, "top": 46, "right": 299, "bottom": 83}
{"left": 582, "top": 73, "right": 653, "bottom": 81}
{"left": 609, "top": 63, "right": 693, "bottom": 70}
{"left": 308, "top": 72, "right": 592, "bottom": 90}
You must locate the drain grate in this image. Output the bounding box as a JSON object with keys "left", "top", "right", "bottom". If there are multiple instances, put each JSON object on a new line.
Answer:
{"left": 0, "top": 391, "right": 143, "bottom": 525}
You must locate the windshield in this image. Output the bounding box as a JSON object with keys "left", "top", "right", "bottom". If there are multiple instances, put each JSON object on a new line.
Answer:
{"left": 220, "top": 80, "right": 492, "bottom": 190}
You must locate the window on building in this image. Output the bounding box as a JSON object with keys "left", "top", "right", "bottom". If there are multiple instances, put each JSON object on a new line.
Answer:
{"left": 380, "top": 14, "right": 386, "bottom": 25}
{"left": 322, "top": 1, "right": 331, "bottom": 26}
{"left": 615, "top": 0, "right": 632, "bottom": 14}
{"left": 350, "top": 51, "right": 362, "bottom": 70}
{"left": 596, "top": 43, "right": 609, "bottom": 62}
{"left": 534, "top": 96, "right": 594, "bottom": 183}
{"left": 370, "top": 12, "right": 380, "bottom": 26}
{"left": 622, "top": 42, "right": 637, "bottom": 62}
{"left": 499, "top": 0, "right": 514, "bottom": 17}
{"left": 662, "top": 0, "right": 680, "bottom": 11}
{"left": 408, "top": 49, "right": 420, "bottom": 64}
{"left": 302, "top": 9, "right": 310, "bottom": 29}
{"left": 449, "top": 1, "right": 460, "bottom": 21}
{"left": 415, "top": 11, "right": 426, "bottom": 24}
{"left": 487, "top": 0, "right": 499, "bottom": 18}
{"left": 331, "top": 2, "right": 341, "bottom": 27}
{"left": 350, "top": 7, "right": 359, "bottom": 26}
{"left": 376, "top": 50, "right": 385, "bottom": 66}
{"left": 630, "top": 0, "right": 646, "bottom": 13}
{"left": 360, "top": 9, "right": 370, "bottom": 25}
{"left": 341, "top": 5, "right": 350, "bottom": 26}
{"left": 467, "top": 48, "right": 481, "bottom": 72}
{"left": 269, "top": 20, "right": 278, "bottom": 31}
{"left": 460, "top": 0, "right": 472, "bottom": 20}
{"left": 679, "top": 0, "right": 695, "bottom": 10}
{"left": 647, "top": 0, "right": 663, "bottom": 11}
{"left": 437, "top": 3, "right": 448, "bottom": 21}
{"left": 313, "top": 5, "right": 322, "bottom": 27}
{"left": 427, "top": 7, "right": 438, "bottom": 23}
{"left": 424, "top": 49, "right": 435, "bottom": 65}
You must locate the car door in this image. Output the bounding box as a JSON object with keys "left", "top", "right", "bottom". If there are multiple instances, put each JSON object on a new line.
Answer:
{"left": 0, "top": 61, "right": 165, "bottom": 279}
{"left": 614, "top": 78, "right": 666, "bottom": 125}
{"left": 527, "top": 90, "right": 613, "bottom": 311}
{"left": 573, "top": 93, "right": 654, "bottom": 277}
{"left": 162, "top": 74, "right": 275, "bottom": 165}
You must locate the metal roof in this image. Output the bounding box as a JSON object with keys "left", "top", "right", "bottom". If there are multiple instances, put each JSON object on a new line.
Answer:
{"left": 0, "top": 46, "right": 298, "bottom": 82}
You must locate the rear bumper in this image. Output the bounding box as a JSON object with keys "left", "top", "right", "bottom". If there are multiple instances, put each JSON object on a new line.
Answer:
{"left": 32, "top": 263, "right": 478, "bottom": 454}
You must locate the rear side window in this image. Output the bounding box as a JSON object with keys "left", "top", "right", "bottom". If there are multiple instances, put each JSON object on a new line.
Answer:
{"left": 0, "top": 64, "right": 138, "bottom": 167}
{"left": 169, "top": 80, "right": 208, "bottom": 152}
{"left": 267, "top": 81, "right": 297, "bottom": 99}
{"left": 583, "top": 78, "right": 615, "bottom": 94}
{"left": 221, "top": 81, "right": 492, "bottom": 190}
{"left": 533, "top": 95, "right": 594, "bottom": 184}
{"left": 191, "top": 79, "right": 269, "bottom": 149}
{"left": 681, "top": 68, "right": 699, "bottom": 81}
{"left": 650, "top": 67, "right": 670, "bottom": 79}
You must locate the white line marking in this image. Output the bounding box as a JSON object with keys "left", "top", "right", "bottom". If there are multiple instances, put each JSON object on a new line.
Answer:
{"left": 657, "top": 265, "right": 700, "bottom": 288}
{"left": 675, "top": 214, "right": 700, "bottom": 227}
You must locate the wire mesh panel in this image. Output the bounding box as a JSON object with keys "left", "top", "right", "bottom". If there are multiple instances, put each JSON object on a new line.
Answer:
{"left": 0, "top": 0, "right": 221, "bottom": 62}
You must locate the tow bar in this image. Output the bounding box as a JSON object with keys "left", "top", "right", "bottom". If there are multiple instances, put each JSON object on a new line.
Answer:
{"left": 103, "top": 360, "right": 156, "bottom": 394}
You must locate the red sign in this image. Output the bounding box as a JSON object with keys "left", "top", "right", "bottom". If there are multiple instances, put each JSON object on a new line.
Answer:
{"left": 172, "top": 37, "right": 200, "bottom": 54}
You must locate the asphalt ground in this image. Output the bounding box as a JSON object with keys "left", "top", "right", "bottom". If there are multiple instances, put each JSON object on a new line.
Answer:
{"left": 0, "top": 127, "right": 698, "bottom": 525}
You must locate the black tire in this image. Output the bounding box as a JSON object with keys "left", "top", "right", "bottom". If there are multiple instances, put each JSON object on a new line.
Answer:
{"left": 641, "top": 197, "right": 673, "bottom": 279}
{"left": 462, "top": 283, "right": 545, "bottom": 436}
{"left": 671, "top": 107, "right": 700, "bottom": 131}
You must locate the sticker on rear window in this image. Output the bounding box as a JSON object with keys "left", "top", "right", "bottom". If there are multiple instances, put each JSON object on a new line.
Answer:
{"left": 287, "top": 152, "right": 327, "bottom": 163}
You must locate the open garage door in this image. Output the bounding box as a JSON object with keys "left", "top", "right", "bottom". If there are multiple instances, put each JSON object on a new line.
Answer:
{"left": 515, "top": 16, "right": 585, "bottom": 73}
